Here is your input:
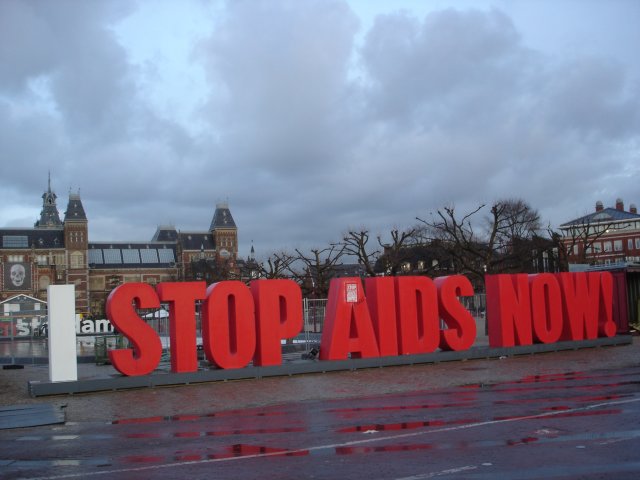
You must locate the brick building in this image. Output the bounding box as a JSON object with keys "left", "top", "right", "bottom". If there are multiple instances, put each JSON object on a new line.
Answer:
{"left": 559, "top": 198, "right": 640, "bottom": 267}
{"left": 0, "top": 180, "right": 241, "bottom": 318}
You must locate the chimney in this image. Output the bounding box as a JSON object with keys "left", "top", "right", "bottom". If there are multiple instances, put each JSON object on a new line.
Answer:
{"left": 616, "top": 198, "right": 624, "bottom": 211}
{"left": 631, "top": 203, "right": 638, "bottom": 214}
{"left": 595, "top": 200, "right": 604, "bottom": 212}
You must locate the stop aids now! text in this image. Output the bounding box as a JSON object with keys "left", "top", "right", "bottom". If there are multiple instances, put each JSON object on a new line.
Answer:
{"left": 105, "top": 272, "right": 616, "bottom": 376}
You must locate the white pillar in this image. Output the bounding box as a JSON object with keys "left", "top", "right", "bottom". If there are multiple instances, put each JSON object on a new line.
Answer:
{"left": 47, "top": 285, "right": 78, "bottom": 382}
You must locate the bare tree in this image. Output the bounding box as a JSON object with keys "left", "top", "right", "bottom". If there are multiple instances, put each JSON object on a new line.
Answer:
{"left": 254, "top": 251, "right": 296, "bottom": 279}
{"left": 417, "top": 199, "right": 542, "bottom": 284}
{"left": 376, "top": 227, "right": 419, "bottom": 276}
{"left": 340, "top": 229, "right": 380, "bottom": 277}
{"left": 293, "top": 244, "right": 346, "bottom": 298}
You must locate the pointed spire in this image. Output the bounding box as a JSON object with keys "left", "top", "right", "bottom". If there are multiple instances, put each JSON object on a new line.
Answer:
{"left": 35, "top": 175, "right": 63, "bottom": 229}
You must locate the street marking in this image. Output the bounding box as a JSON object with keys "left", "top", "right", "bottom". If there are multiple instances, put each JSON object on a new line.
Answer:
{"left": 18, "top": 395, "right": 640, "bottom": 480}
{"left": 393, "top": 465, "right": 478, "bottom": 479}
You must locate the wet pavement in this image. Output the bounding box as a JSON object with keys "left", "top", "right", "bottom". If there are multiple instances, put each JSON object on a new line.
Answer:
{"left": 1, "top": 360, "right": 639, "bottom": 479}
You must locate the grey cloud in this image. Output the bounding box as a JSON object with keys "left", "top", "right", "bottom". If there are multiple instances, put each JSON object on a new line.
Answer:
{"left": 199, "top": 0, "right": 360, "bottom": 174}
{"left": 0, "top": 1, "right": 638, "bottom": 258}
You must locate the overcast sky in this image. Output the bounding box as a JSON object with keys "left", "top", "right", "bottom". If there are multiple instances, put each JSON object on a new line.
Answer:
{"left": 1, "top": 0, "right": 638, "bottom": 260}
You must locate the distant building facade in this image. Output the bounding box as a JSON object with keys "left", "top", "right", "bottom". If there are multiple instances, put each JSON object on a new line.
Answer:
{"left": 559, "top": 198, "right": 640, "bottom": 267}
{"left": 0, "top": 180, "right": 241, "bottom": 318}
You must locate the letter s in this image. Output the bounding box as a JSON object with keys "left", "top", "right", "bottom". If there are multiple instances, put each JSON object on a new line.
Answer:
{"left": 106, "top": 283, "right": 162, "bottom": 376}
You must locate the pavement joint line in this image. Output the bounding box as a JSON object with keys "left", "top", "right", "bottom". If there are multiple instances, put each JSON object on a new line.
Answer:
{"left": 17, "top": 394, "right": 640, "bottom": 480}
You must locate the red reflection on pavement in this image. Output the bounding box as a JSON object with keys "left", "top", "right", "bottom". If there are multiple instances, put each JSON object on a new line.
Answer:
{"left": 336, "top": 444, "right": 434, "bottom": 455}
{"left": 494, "top": 409, "right": 621, "bottom": 421}
{"left": 113, "top": 416, "right": 165, "bottom": 425}
{"left": 507, "top": 436, "right": 539, "bottom": 446}
{"left": 329, "top": 402, "right": 472, "bottom": 415}
{"left": 207, "top": 444, "right": 309, "bottom": 459}
{"left": 125, "top": 433, "right": 163, "bottom": 439}
{"left": 206, "top": 427, "right": 305, "bottom": 437}
{"left": 123, "top": 455, "right": 165, "bottom": 463}
{"left": 339, "top": 417, "right": 476, "bottom": 433}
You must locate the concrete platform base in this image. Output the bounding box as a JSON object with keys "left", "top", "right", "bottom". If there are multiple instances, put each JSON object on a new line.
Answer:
{"left": 28, "top": 335, "right": 633, "bottom": 397}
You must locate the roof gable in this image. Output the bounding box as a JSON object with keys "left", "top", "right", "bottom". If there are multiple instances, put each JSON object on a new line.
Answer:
{"left": 560, "top": 208, "right": 640, "bottom": 227}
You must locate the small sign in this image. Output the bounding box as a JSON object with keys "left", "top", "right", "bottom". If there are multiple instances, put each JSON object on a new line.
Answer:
{"left": 346, "top": 283, "right": 358, "bottom": 303}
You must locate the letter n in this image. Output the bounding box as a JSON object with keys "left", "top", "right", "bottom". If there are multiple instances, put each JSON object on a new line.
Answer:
{"left": 485, "top": 274, "right": 533, "bottom": 347}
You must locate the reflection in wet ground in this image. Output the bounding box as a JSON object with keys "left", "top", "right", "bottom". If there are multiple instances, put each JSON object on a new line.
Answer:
{"left": 2, "top": 365, "right": 639, "bottom": 479}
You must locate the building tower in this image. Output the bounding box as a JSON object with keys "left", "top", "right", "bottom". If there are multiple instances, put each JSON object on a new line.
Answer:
{"left": 63, "top": 192, "right": 89, "bottom": 315}
{"left": 34, "top": 174, "right": 63, "bottom": 229}
{"left": 210, "top": 202, "right": 238, "bottom": 261}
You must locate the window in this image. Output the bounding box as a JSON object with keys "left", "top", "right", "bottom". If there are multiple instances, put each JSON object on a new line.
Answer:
{"left": 3, "top": 236, "right": 28, "bottom": 248}
{"left": 39, "top": 275, "right": 50, "bottom": 291}
{"left": 629, "top": 239, "right": 634, "bottom": 250}
{"left": 593, "top": 242, "right": 602, "bottom": 253}
{"left": 7, "top": 255, "right": 24, "bottom": 262}
{"left": 636, "top": 238, "right": 640, "bottom": 249}
{"left": 90, "top": 277, "right": 105, "bottom": 290}
{"left": 36, "top": 255, "right": 48, "bottom": 265}
{"left": 604, "top": 241, "right": 612, "bottom": 252}
{"left": 614, "top": 240, "right": 623, "bottom": 252}
{"left": 69, "top": 252, "right": 84, "bottom": 269}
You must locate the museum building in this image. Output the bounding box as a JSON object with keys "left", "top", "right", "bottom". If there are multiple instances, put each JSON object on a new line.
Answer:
{"left": 0, "top": 181, "right": 240, "bottom": 319}
{"left": 560, "top": 198, "right": 640, "bottom": 267}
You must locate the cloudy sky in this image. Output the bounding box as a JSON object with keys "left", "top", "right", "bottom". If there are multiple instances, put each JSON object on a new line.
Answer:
{"left": 1, "top": 0, "right": 638, "bottom": 260}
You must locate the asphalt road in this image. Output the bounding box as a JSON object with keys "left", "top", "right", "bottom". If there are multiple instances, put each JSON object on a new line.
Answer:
{"left": 1, "top": 360, "right": 639, "bottom": 479}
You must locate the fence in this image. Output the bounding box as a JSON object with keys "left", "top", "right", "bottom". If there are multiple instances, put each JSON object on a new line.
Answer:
{"left": 1, "top": 294, "right": 485, "bottom": 362}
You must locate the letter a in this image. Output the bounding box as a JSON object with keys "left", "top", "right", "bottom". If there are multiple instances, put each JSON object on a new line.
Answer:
{"left": 319, "top": 278, "right": 380, "bottom": 361}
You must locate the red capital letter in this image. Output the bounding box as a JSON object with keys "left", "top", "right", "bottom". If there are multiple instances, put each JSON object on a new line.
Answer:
{"left": 202, "top": 281, "right": 256, "bottom": 369}
{"left": 435, "top": 275, "right": 476, "bottom": 351}
{"left": 529, "top": 274, "right": 563, "bottom": 344}
{"left": 365, "top": 277, "right": 398, "bottom": 356}
{"left": 557, "top": 272, "right": 601, "bottom": 341}
{"left": 250, "top": 279, "right": 303, "bottom": 366}
{"left": 486, "top": 274, "right": 533, "bottom": 347}
{"left": 599, "top": 272, "right": 616, "bottom": 337}
{"left": 319, "top": 278, "right": 380, "bottom": 360}
{"left": 156, "top": 281, "right": 207, "bottom": 373}
{"left": 395, "top": 276, "right": 440, "bottom": 355}
{"left": 106, "top": 283, "right": 162, "bottom": 376}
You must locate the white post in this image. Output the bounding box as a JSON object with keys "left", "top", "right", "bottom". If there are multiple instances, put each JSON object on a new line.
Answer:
{"left": 47, "top": 285, "right": 78, "bottom": 382}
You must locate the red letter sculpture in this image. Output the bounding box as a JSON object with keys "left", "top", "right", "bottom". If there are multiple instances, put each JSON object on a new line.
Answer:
{"left": 558, "top": 272, "right": 608, "bottom": 340}
{"left": 529, "top": 274, "right": 563, "bottom": 344}
{"left": 157, "top": 281, "right": 207, "bottom": 373}
{"left": 486, "top": 274, "right": 533, "bottom": 347}
{"left": 251, "top": 279, "right": 303, "bottom": 366}
{"left": 202, "top": 281, "right": 256, "bottom": 369}
{"left": 435, "top": 275, "right": 476, "bottom": 351}
{"left": 107, "top": 283, "right": 163, "bottom": 376}
{"left": 598, "top": 272, "right": 616, "bottom": 337}
{"left": 320, "top": 278, "right": 380, "bottom": 360}
{"left": 395, "top": 277, "right": 440, "bottom": 355}
{"left": 365, "top": 277, "right": 399, "bottom": 356}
